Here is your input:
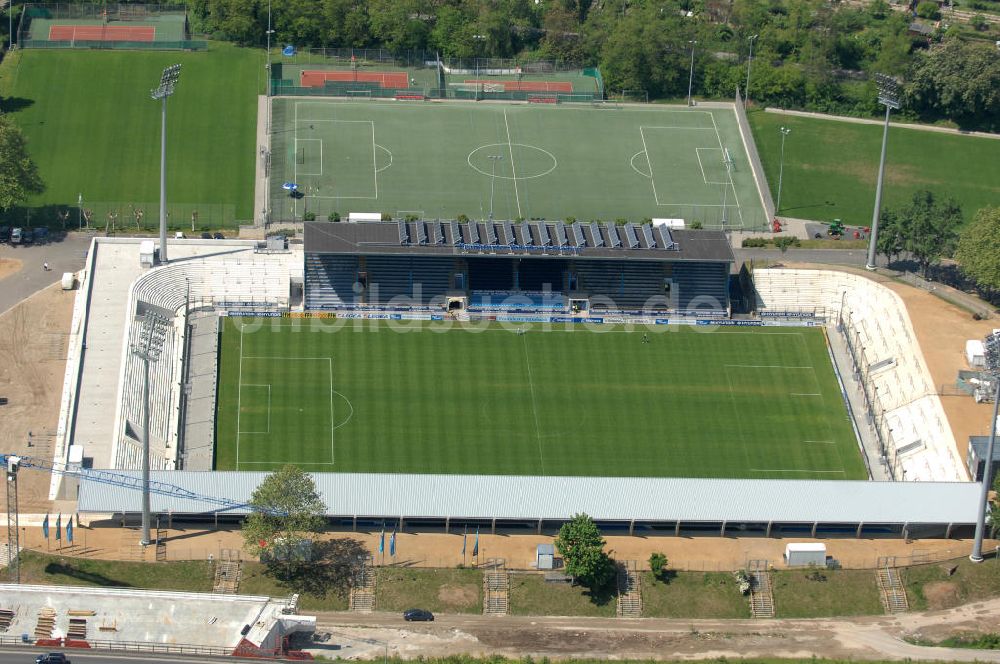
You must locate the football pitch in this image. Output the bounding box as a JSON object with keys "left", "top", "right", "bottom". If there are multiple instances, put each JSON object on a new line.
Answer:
{"left": 269, "top": 99, "right": 768, "bottom": 229}
{"left": 215, "top": 319, "right": 866, "bottom": 479}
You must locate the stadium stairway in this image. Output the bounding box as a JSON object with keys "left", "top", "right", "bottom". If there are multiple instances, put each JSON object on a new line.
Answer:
{"left": 349, "top": 557, "right": 376, "bottom": 613}
{"left": 748, "top": 560, "right": 775, "bottom": 619}
{"left": 616, "top": 561, "right": 642, "bottom": 618}
{"left": 876, "top": 557, "right": 909, "bottom": 614}
{"left": 483, "top": 559, "right": 510, "bottom": 616}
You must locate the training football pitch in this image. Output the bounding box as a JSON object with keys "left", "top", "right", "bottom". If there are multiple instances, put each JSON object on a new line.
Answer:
{"left": 269, "top": 99, "right": 768, "bottom": 229}
{"left": 215, "top": 319, "right": 865, "bottom": 479}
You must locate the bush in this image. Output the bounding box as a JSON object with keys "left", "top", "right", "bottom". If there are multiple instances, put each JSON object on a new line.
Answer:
{"left": 649, "top": 552, "right": 669, "bottom": 581}
{"left": 970, "top": 13, "right": 989, "bottom": 30}
{"left": 327, "top": 211, "right": 340, "bottom": 222}
{"left": 773, "top": 236, "right": 801, "bottom": 252}
{"left": 303, "top": 211, "right": 316, "bottom": 221}
{"left": 741, "top": 237, "right": 768, "bottom": 247}
{"left": 457, "top": 214, "right": 470, "bottom": 223}
{"left": 380, "top": 212, "right": 392, "bottom": 221}
{"left": 689, "top": 221, "right": 703, "bottom": 229}
{"left": 565, "top": 216, "right": 577, "bottom": 224}
{"left": 916, "top": 0, "right": 941, "bottom": 19}
{"left": 405, "top": 214, "right": 419, "bottom": 222}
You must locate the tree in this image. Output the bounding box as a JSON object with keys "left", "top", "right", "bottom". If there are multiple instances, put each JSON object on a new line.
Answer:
{"left": 894, "top": 190, "right": 962, "bottom": 278}
{"left": 915, "top": 1, "right": 940, "bottom": 19}
{"left": 648, "top": 552, "right": 669, "bottom": 581}
{"left": 905, "top": 39, "right": 1000, "bottom": 129}
{"left": 956, "top": 206, "right": 1000, "bottom": 293}
{"left": 0, "top": 114, "right": 44, "bottom": 213}
{"left": 555, "top": 513, "right": 615, "bottom": 589}
{"left": 875, "top": 208, "right": 905, "bottom": 266}
{"left": 242, "top": 464, "right": 327, "bottom": 579}
{"left": 773, "top": 236, "right": 799, "bottom": 252}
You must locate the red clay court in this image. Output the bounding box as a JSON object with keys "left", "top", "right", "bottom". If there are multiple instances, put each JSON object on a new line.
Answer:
{"left": 463, "top": 80, "right": 574, "bottom": 92}
{"left": 48, "top": 25, "right": 156, "bottom": 41}
{"left": 300, "top": 70, "right": 410, "bottom": 89}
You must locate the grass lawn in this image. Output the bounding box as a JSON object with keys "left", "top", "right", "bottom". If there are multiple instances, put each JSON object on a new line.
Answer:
{"left": 375, "top": 568, "right": 482, "bottom": 613}
{"left": 642, "top": 571, "right": 750, "bottom": 618}
{"left": 771, "top": 568, "right": 883, "bottom": 617}
{"left": 239, "top": 561, "right": 349, "bottom": 611}
{"left": 270, "top": 99, "right": 766, "bottom": 228}
{"left": 215, "top": 319, "right": 865, "bottom": 479}
{"left": 0, "top": 550, "right": 214, "bottom": 592}
{"left": 903, "top": 557, "right": 1000, "bottom": 611}
{"left": 750, "top": 110, "right": 1000, "bottom": 225}
{"left": 509, "top": 573, "right": 617, "bottom": 617}
{"left": 0, "top": 43, "right": 262, "bottom": 226}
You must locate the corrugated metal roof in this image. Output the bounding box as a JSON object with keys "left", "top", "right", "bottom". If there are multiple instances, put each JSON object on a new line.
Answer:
{"left": 77, "top": 471, "right": 981, "bottom": 524}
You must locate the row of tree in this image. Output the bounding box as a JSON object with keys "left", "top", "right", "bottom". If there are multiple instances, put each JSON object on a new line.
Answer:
{"left": 176, "top": 0, "right": 1000, "bottom": 129}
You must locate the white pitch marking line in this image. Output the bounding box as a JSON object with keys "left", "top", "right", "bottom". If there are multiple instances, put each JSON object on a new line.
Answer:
{"left": 803, "top": 440, "right": 838, "bottom": 445}
{"left": 503, "top": 108, "right": 522, "bottom": 219}
{"left": 294, "top": 138, "right": 324, "bottom": 176}
{"left": 370, "top": 121, "right": 378, "bottom": 200}
{"left": 725, "top": 364, "right": 813, "bottom": 370}
{"left": 328, "top": 357, "right": 335, "bottom": 465}
{"left": 791, "top": 393, "right": 822, "bottom": 396}
{"left": 236, "top": 323, "right": 245, "bottom": 469}
{"left": 242, "top": 355, "right": 333, "bottom": 360}
{"left": 521, "top": 335, "right": 545, "bottom": 474}
{"left": 749, "top": 468, "right": 847, "bottom": 474}
{"left": 638, "top": 127, "right": 659, "bottom": 205}
{"left": 710, "top": 112, "right": 744, "bottom": 226}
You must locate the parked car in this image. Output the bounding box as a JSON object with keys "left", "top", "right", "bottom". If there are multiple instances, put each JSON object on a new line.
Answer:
{"left": 10, "top": 227, "right": 23, "bottom": 245}
{"left": 200, "top": 232, "right": 212, "bottom": 239}
{"left": 403, "top": 608, "right": 434, "bottom": 622}
{"left": 213, "top": 232, "right": 225, "bottom": 240}
{"left": 33, "top": 227, "right": 49, "bottom": 244}
{"left": 20, "top": 228, "right": 34, "bottom": 245}
{"left": 0, "top": 226, "right": 10, "bottom": 242}
{"left": 36, "top": 654, "right": 70, "bottom": 664}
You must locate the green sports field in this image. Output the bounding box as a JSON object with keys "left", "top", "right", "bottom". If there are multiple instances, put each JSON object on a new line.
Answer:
{"left": 270, "top": 99, "right": 768, "bottom": 229}
{"left": 0, "top": 44, "right": 261, "bottom": 225}
{"left": 750, "top": 110, "right": 1000, "bottom": 225}
{"left": 215, "top": 319, "right": 866, "bottom": 479}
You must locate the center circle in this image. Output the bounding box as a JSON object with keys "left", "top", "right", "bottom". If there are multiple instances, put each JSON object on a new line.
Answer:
{"left": 468, "top": 143, "right": 557, "bottom": 180}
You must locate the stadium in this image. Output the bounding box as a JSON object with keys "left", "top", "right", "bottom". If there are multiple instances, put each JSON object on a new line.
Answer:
{"left": 10, "top": 43, "right": 980, "bottom": 546}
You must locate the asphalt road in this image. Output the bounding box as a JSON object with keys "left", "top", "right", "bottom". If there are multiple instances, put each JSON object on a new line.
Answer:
{"left": 0, "top": 650, "right": 252, "bottom": 664}
{"left": 0, "top": 232, "right": 93, "bottom": 315}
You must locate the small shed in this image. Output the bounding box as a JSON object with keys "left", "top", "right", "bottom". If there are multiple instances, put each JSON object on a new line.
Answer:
{"left": 784, "top": 542, "right": 826, "bottom": 567}
{"left": 966, "top": 340, "right": 986, "bottom": 368}
{"left": 536, "top": 543, "right": 555, "bottom": 570}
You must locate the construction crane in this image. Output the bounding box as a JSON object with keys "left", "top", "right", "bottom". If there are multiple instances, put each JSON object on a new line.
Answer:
{"left": 3, "top": 454, "right": 279, "bottom": 583}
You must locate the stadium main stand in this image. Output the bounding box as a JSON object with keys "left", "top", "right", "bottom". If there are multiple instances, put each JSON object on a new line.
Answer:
{"left": 753, "top": 268, "right": 967, "bottom": 482}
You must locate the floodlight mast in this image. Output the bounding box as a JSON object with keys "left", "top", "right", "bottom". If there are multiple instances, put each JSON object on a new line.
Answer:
{"left": 131, "top": 311, "right": 168, "bottom": 546}
{"left": 865, "top": 73, "right": 901, "bottom": 271}
{"left": 971, "top": 331, "right": 1000, "bottom": 562}
{"left": 151, "top": 65, "right": 182, "bottom": 264}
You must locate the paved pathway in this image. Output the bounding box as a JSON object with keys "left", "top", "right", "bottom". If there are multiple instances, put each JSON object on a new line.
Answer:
{"left": 765, "top": 107, "right": 1000, "bottom": 140}
{"left": 0, "top": 232, "right": 92, "bottom": 315}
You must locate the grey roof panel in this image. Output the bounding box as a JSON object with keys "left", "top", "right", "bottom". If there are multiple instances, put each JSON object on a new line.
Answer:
{"left": 77, "top": 471, "right": 980, "bottom": 525}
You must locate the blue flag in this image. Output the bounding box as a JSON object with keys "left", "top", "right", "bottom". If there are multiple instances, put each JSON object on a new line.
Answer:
{"left": 472, "top": 526, "right": 479, "bottom": 557}
{"left": 66, "top": 517, "right": 74, "bottom": 544}
{"left": 42, "top": 514, "right": 49, "bottom": 539}
{"left": 461, "top": 526, "right": 467, "bottom": 556}
{"left": 389, "top": 527, "right": 396, "bottom": 557}
{"left": 55, "top": 514, "right": 62, "bottom": 541}
{"left": 378, "top": 525, "right": 385, "bottom": 554}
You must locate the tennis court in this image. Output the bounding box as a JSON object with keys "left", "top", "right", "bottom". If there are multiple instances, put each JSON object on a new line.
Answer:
{"left": 269, "top": 99, "right": 768, "bottom": 228}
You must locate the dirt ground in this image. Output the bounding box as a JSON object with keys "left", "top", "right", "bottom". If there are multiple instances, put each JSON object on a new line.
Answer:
{"left": 308, "top": 596, "right": 1000, "bottom": 661}
{"left": 0, "top": 257, "right": 22, "bottom": 281}
{"left": 0, "top": 282, "right": 75, "bottom": 513}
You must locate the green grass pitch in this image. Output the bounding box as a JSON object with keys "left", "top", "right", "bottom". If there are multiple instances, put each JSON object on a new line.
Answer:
{"left": 270, "top": 99, "right": 768, "bottom": 229}
{"left": 215, "top": 318, "right": 866, "bottom": 480}
{"left": 750, "top": 110, "right": 1000, "bottom": 225}
{"left": 0, "top": 43, "right": 261, "bottom": 223}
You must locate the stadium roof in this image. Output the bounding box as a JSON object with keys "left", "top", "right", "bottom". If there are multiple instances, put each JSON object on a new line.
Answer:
{"left": 78, "top": 471, "right": 981, "bottom": 525}
{"left": 303, "top": 221, "right": 734, "bottom": 263}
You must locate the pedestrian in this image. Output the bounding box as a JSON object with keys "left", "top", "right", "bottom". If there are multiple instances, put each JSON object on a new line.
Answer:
{"left": 43, "top": 262, "right": 50, "bottom": 271}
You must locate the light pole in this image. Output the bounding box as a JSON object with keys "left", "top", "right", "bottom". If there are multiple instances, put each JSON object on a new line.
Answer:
{"left": 687, "top": 40, "right": 697, "bottom": 107}
{"left": 265, "top": 0, "right": 274, "bottom": 96}
{"left": 151, "top": 64, "right": 181, "bottom": 264}
{"left": 487, "top": 154, "right": 503, "bottom": 221}
{"left": 131, "top": 309, "right": 168, "bottom": 547}
{"left": 865, "top": 73, "right": 901, "bottom": 271}
{"left": 970, "top": 331, "right": 1000, "bottom": 562}
{"left": 745, "top": 34, "right": 759, "bottom": 104}
{"left": 776, "top": 126, "right": 791, "bottom": 215}
{"left": 77, "top": 193, "right": 83, "bottom": 230}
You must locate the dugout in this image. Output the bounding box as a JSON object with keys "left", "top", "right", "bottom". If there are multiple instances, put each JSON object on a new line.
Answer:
{"left": 303, "top": 221, "right": 734, "bottom": 315}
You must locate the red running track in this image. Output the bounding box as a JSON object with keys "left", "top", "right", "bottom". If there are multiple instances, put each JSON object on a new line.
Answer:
{"left": 48, "top": 25, "right": 156, "bottom": 41}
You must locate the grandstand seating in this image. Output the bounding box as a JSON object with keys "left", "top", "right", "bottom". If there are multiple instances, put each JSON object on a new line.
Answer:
{"left": 672, "top": 262, "right": 729, "bottom": 312}
{"left": 110, "top": 250, "right": 292, "bottom": 470}
{"left": 574, "top": 260, "right": 666, "bottom": 311}
{"left": 305, "top": 255, "right": 360, "bottom": 308}
{"left": 753, "top": 268, "right": 967, "bottom": 482}
{"left": 518, "top": 259, "right": 565, "bottom": 291}
{"left": 468, "top": 257, "right": 515, "bottom": 291}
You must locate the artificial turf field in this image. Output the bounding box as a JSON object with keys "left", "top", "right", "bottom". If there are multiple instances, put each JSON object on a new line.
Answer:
{"left": 750, "top": 110, "right": 1000, "bottom": 225}
{"left": 270, "top": 99, "right": 768, "bottom": 229}
{"left": 0, "top": 44, "right": 261, "bottom": 225}
{"left": 214, "top": 318, "right": 866, "bottom": 479}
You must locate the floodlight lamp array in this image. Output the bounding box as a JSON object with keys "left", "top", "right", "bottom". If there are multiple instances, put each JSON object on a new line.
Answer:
{"left": 984, "top": 331, "right": 1000, "bottom": 375}
{"left": 131, "top": 311, "right": 169, "bottom": 362}
{"left": 151, "top": 64, "right": 182, "bottom": 100}
{"left": 874, "top": 72, "right": 901, "bottom": 110}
